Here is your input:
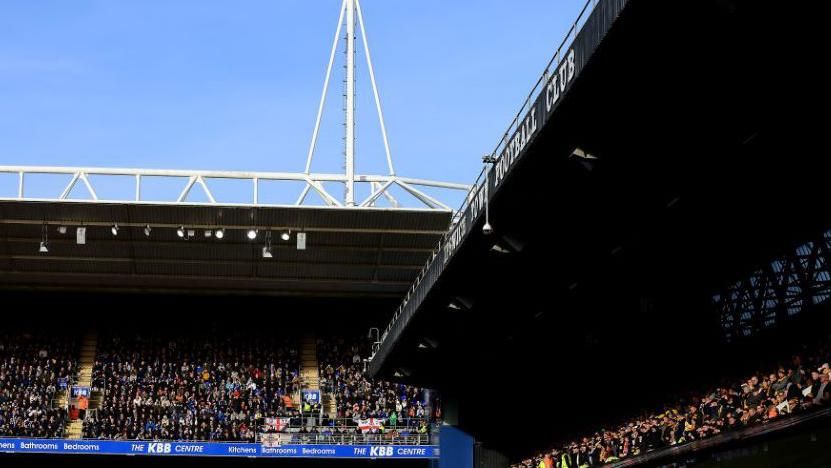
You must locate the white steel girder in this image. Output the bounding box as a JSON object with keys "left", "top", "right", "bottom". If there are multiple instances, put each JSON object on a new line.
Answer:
{"left": 0, "top": 166, "right": 469, "bottom": 209}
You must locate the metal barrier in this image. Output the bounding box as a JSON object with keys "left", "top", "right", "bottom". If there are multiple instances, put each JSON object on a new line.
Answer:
{"left": 261, "top": 416, "right": 429, "bottom": 432}
{"left": 68, "top": 415, "right": 430, "bottom": 445}
{"left": 270, "top": 431, "right": 431, "bottom": 446}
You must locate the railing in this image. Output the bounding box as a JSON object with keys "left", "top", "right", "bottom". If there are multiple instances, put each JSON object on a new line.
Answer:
{"left": 50, "top": 398, "right": 67, "bottom": 410}
{"left": 275, "top": 416, "right": 429, "bottom": 429}
{"left": 57, "top": 430, "right": 429, "bottom": 446}
{"left": 68, "top": 432, "right": 429, "bottom": 446}
{"left": 506, "top": 407, "right": 831, "bottom": 467}
{"left": 609, "top": 406, "right": 831, "bottom": 467}
{"left": 260, "top": 416, "right": 429, "bottom": 433}
{"left": 0, "top": 429, "right": 433, "bottom": 446}
{"left": 52, "top": 373, "right": 78, "bottom": 409}
{"left": 371, "top": 0, "right": 602, "bottom": 362}
{"left": 260, "top": 416, "right": 432, "bottom": 446}
{"left": 265, "top": 431, "right": 430, "bottom": 446}
{"left": 73, "top": 414, "right": 429, "bottom": 445}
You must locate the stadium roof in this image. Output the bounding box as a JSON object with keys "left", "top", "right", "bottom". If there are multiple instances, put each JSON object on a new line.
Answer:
{"left": 0, "top": 0, "right": 473, "bottom": 300}
{"left": 0, "top": 200, "right": 452, "bottom": 297}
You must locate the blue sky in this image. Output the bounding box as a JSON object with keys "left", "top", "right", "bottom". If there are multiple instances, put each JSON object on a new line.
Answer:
{"left": 0, "top": 0, "right": 586, "bottom": 207}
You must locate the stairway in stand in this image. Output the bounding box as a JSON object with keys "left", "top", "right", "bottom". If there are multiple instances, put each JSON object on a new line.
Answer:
{"left": 299, "top": 335, "right": 339, "bottom": 418}
{"left": 65, "top": 331, "right": 97, "bottom": 439}
{"left": 300, "top": 335, "right": 320, "bottom": 392}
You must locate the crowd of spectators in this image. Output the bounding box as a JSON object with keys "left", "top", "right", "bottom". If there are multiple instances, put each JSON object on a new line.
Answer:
{"left": 514, "top": 336, "right": 831, "bottom": 468}
{"left": 0, "top": 331, "right": 78, "bottom": 438}
{"left": 317, "top": 336, "right": 438, "bottom": 432}
{"left": 84, "top": 331, "right": 300, "bottom": 441}
{"left": 1, "top": 327, "right": 439, "bottom": 443}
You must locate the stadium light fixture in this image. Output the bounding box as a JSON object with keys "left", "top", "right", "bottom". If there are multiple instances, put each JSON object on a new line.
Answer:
{"left": 490, "top": 235, "right": 523, "bottom": 254}
{"left": 176, "top": 226, "right": 185, "bottom": 238}
{"left": 482, "top": 162, "right": 494, "bottom": 235}
{"left": 204, "top": 229, "right": 213, "bottom": 238}
{"left": 143, "top": 225, "right": 152, "bottom": 237}
{"left": 39, "top": 223, "right": 48, "bottom": 253}
{"left": 247, "top": 229, "right": 258, "bottom": 240}
{"left": 569, "top": 147, "right": 598, "bottom": 171}
{"left": 262, "top": 231, "right": 273, "bottom": 258}
{"left": 214, "top": 228, "right": 225, "bottom": 239}
{"left": 416, "top": 337, "right": 437, "bottom": 351}
{"left": 57, "top": 226, "right": 67, "bottom": 235}
{"left": 447, "top": 297, "right": 471, "bottom": 311}
{"left": 186, "top": 229, "right": 195, "bottom": 238}
{"left": 111, "top": 224, "right": 119, "bottom": 236}
{"left": 281, "top": 231, "right": 291, "bottom": 241}
{"left": 490, "top": 243, "right": 510, "bottom": 254}
{"left": 570, "top": 147, "right": 597, "bottom": 160}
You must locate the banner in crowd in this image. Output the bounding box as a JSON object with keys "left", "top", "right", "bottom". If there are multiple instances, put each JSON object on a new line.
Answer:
{"left": 263, "top": 417, "right": 291, "bottom": 431}
{"left": 301, "top": 390, "right": 321, "bottom": 404}
{"left": 70, "top": 386, "right": 91, "bottom": 398}
{"left": 0, "top": 439, "right": 438, "bottom": 459}
{"left": 357, "top": 418, "right": 386, "bottom": 433}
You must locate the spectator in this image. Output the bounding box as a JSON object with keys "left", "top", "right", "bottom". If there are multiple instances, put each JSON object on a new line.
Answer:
{"left": 813, "top": 369, "right": 830, "bottom": 405}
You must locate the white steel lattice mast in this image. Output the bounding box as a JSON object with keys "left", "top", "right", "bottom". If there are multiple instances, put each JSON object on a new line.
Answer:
{"left": 304, "top": 0, "right": 398, "bottom": 207}
{"left": 345, "top": 0, "right": 356, "bottom": 206}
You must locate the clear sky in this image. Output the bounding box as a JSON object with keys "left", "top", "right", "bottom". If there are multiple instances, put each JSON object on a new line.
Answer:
{"left": 0, "top": 0, "right": 586, "bottom": 207}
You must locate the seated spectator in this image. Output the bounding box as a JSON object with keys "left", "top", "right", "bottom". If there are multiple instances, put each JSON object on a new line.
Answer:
{"left": 812, "top": 367, "right": 830, "bottom": 405}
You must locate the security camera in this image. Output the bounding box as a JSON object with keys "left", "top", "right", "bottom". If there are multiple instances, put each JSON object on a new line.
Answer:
{"left": 482, "top": 222, "right": 494, "bottom": 235}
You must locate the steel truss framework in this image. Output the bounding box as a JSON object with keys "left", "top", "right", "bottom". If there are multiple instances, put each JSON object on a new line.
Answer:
{"left": 0, "top": 166, "right": 469, "bottom": 210}
{"left": 714, "top": 229, "right": 831, "bottom": 341}
{"left": 0, "top": 0, "right": 468, "bottom": 211}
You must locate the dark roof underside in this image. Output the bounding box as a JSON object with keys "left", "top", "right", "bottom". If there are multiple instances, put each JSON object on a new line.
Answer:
{"left": 0, "top": 201, "right": 451, "bottom": 298}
